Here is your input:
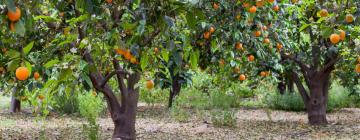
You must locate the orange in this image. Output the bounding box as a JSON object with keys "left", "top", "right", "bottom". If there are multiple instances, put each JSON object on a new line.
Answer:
{"left": 219, "top": 59, "right": 225, "bottom": 67}
{"left": 356, "top": 64, "right": 360, "bottom": 73}
{"left": 263, "top": 38, "right": 270, "bottom": 44}
{"left": 239, "top": 74, "right": 246, "bottom": 81}
{"left": 273, "top": 5, "right": 280, "bottom": 12}
{"left": 276, "top": 43, "right": 283, "bottom": 50}
{"left": 236, "top": 14, "right": 241, "bottom": 20}
{"left": 10, "top": 22, "right": 15, "bottom": 32}
{"left": 16, "top": 67, "right": 30, "bottom": 81}
{"left": 106, "top": 0, "right": 113, "bottom": 4}
{"left": 115, "top": 48, "right": 126, "bottom": 55}
{"left": 249, "top": 6, "right": 257, "bottom": 13}
{"left": 262, "top": 26, "right": 267, "bottom": 30}
{"left": 146, "top": 80, "right": 154, "bottom": 90}
{"left": 254, "top": 30, "right": 261, "bottom": 37}
{"left": 345, "top": 14, "right": 354, "bottom": 23}
{"left": 204, "top": 31, "right": 211, "bottom": 39}
{"left": 339, "top": 30, "right": 345, "bottom": 41}
{"left": 319, "top": 9, "right": 328, "bottom": 17}
{"left": 235, "top": 42, "right": 243, "bottom": 50}
{"left": 154, "top": 47, "right": 159, "bottom": 54}
{"left": 329, "top": 34, "right": 340, "bottom": 44}
{"left": 130, "top": 57, "right": 137, "bottom": 64}
{"left": 209, "top": 26, "right": 216, "bottom": 34}
{"left": 38, "top": 95, "right": 45, "bottom": 100}
{"left": 124, "top": 50, "right": 132, "bottom": 60}
{"left": 243, "top": 3, "right": 250, "bottom": 8}
{"left": 267, "top": 0, "right": 275, "bottom": 3}
{"left": 7, "top": 7, "right": 21, "bottom": 22}
{"left": 34, "top": 72, "right": 40, "bottom": 80}
{"left": 260, "top": 71, "right": 266, "bottom": 77}
{"left": 2, "top": 48, "right": 7, "bottom": 53}
{"left": 213, "top": 3, "right": 219, "bottom": 10}
{"left": 256, "top": 1, "right": 264, "bottom": 7}
{"left": 248, "top": 55, "right": 255, "bottom": 62}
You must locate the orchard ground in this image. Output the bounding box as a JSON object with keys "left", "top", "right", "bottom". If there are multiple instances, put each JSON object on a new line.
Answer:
{"left": 1, "top": 99, "right": 360, "bottom": 140}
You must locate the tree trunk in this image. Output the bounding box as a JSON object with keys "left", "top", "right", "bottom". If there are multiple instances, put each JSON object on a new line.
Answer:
{"left": 113, "top": 88, "right": 139, "bottom": 139}
{"left": 168, "top": 75, "right": 181, "bottom": 108}
{"left": 306, "top": 83, "right": 328, "bottom": 125}
{"left": 10, "top": 88, "right": 20, "bottom": 113}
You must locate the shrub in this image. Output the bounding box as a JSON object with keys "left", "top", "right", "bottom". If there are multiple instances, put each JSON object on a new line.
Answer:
{"left": 53, "top": 91, "right": 79, "bottom": 114}
{"left": 211, "top": 110, "right": 237, "bottom": 127}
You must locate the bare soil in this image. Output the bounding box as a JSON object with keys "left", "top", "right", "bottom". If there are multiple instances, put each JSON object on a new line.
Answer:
{"left": 1, "top": 105, "right": 360, "bottom": 140}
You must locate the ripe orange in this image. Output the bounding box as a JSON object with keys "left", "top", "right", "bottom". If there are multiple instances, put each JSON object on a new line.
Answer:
{"left": 10, "top": 22, "right": 15, "bottom": 32}
{"left": 236, "top": 14, "right": 241, "bottom": 20}
{"left": 34, "top": 72, "right": 40, "bottom": 80}
{"left": 145, "top": 80, "right": 154, "bottom": 90}
{"left": 239, "top": 74, "right": 246, "bottom": 81}
{"left": 276, "top": 43, "right": 283, "bottom": 50}
{"left": 262, "top": 26, "right": 267, "bottom": 30}
{"left": 204, "top": 31, "right": 211, "bottom": 39}
{"left": 339, "top": 30, "right": 345, "bottom": 41}
{"left": 106, "top": 0, "right": 113, "bottom": 4}
{"left": 329, "top": 34, "right": 340, "bottom": 44}
{"left": 242, "top": 3, "right": 250, "bottom": 8}
{"left": 273, "top": 5, "right": 280, "bottom": 12}
{"left": 260, "top": 71, "right": 266, "bottom": 77}
{"left": 249, "top": 6, "right": 257, "bottom": 13}
{"left": 7, "top": 7, "right": 21, "bottom": 22}
{"left": 124, "top": 50, "right": 132, "bottom": 60}
{"left": 345, "top": 14, "right": 354, "bottom": 23}
{"left": 16, "top": 67, "right": 30, "bottom": 81}
{"left": 130, "top": 57, "right": 137, "bottom": 64}
{"left": 115, "top": 48, "right": 126, "bottom": 55}
{"left": 154, "top": 47, "right": 159, "bottom": 53}
{"left": 319, "top": 9, "right": 328, "bottom": 17}
{"left": 263, "top": 38, "right": 270, "bottom": 44}
{"left": 219, "top": 59, "right": 225, "bottom": 66}
{"left": 267, "top": 0, "right": 275, "bottom": 3}
{"left": 254, "top": 30, "right": 261, "bottom": 37}
{"left": 38, "top": 95, "right": 45, "bottom": 100}
{"left": 209, "top": 26, "right": 216, "bottom": 34}
{"left": 213, "top": 3, "right": 219, "bottom": 10}
{"left": 2, "top": 48, "right": 7, "bottom": 53}
{"left": 248, "top": 55, "right": 255, "bottom": 62}
{"left": 356, "top": 64, "right": 360, "bottom": 73}
{"left": 235, "top": 42, "right": 243, "bottom": 50}
{"left": 256, "top": 1, "right": 264, "bottom": 7}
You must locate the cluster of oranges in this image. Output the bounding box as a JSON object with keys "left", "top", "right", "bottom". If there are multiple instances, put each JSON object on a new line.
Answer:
{"left": 319, "top": 8, "right": 355, "bottom": 24}
{"left": 15, "top": 67, "right": 40, "bottom": 81}
{"left": 203, "top": 26, "right": 216, "bottom": 40}
{"left": 7, "top": 7, "right": 21, "bottom": 32}
{"left": 329, "top": 29, "right": 346, "bottom": 44}
{"left": 115, "top": 48, "right": 139, "bottom": 64}
{"left": 243, "top": 0, "right": 279, "bottom": 13}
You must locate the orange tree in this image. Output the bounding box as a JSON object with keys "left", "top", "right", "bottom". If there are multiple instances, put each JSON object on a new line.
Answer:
{"left": 0, "top": 0, "right": 197, "bottom": 139}
{"left": 190, "top": 0, "right": 359, "bottom": 125}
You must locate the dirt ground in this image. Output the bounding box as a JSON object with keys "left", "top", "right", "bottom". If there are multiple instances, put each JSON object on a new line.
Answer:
{"left": 1, "top": 106, "right": 360, "bottom": 140}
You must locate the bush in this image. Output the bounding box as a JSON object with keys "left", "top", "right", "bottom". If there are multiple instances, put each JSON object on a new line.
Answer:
{"left": 53, "top": 92, "right": 79, "bottom": 114}
{"left": 211, "top": 110, "right": 237, "bottom": 127}
{"left": 264, "top": 82, "right": 356, "bottom": 112}
{"left": 78, "top": 91, "right": 105, "bottom": 140}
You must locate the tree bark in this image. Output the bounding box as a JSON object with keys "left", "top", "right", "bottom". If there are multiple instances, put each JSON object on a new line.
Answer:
{"left": 168, "top": 75, "right": 181, "bottom": 108}
{"left": 10, "top": 88, "right": 20, "bottom": 113}
{"left": 306, "top": 77, "right": 329, "bottom": 125}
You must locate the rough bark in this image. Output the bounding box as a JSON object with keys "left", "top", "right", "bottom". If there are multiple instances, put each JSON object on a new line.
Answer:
{"left": 10, "top": 88, "right": 20, "bottom": 113}
{"left": 168, "top": 75, "right": 181, "bottom": 108}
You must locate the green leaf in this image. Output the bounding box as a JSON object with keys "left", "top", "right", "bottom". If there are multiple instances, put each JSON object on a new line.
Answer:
{"left": 162, "top": 50, "right": 169, "bottom": 62}
{"left": 33, "top": 15, "right": 61, "bottom": 22}
{"left": 14, "top": 20, "right": 26, "bottom": 36}
{"left": 190, "top": 50, "right": 199, "bottom": 69}
{"left": 44, "top": 59, "right": 60, "bottom": 68}
{"left": 58, "top": 68, "right": 72, "bottom": 81}
{"left": 23, "top": 41, "right": 34, "bottom": 55}
{"left": 299, "top": 24, "right": 311, "bottom": 31}
{"left": 140, "top": 54, "right": 149, "bottom": 71}
{"left": 25, "top": 61, "right": 32, "bottom": 74}
{"left": 6, "top": 59, "right": 20, "bottom": 72}
{"left": 5, "top": 49, "right": 20, "bottom": 59}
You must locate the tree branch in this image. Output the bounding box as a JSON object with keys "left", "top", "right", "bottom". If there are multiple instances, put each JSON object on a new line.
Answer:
{"left": 100, "top": 70, "right": 128, "bottom": 88}
{"left": 291, "top": 71, "right": 310, "bottom": 105}
{"left": 112, "top": 59, "right": 127, "bottom": 94}
{"left": 281, "top": 52, "right": 311, "bottom": 72}
{"left": 321, "top": 56, "right": 340, "bottom": 73}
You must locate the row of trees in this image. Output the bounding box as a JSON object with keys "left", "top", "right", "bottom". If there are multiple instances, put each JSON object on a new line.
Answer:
{"left": 0, "top": 0, "right": 359, "bottom": 139}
